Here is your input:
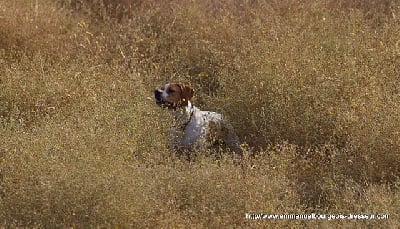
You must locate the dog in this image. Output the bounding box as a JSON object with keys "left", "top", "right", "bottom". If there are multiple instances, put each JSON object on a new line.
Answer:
{"left": 154, "top": 83, "right": 243, "bottom": 156}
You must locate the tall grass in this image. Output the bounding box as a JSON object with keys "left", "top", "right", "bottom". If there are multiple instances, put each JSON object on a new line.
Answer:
{"left": 0, "top": 0, "right": 399, "bottom": 227}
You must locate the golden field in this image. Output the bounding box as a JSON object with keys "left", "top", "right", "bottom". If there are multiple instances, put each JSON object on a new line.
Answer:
{"left": 0, "top": 0, "right": 399, "bottom": 227}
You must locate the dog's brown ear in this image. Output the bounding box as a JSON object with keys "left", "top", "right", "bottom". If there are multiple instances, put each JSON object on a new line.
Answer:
{"left": 179, "top": 83, "right": 194, "bottom": 106}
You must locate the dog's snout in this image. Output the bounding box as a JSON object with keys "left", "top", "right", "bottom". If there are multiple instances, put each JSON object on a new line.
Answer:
{"left": 154, "top": 89, "right": 162, "bottom": 100}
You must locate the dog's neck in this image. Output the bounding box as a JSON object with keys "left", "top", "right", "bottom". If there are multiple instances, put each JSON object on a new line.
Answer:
{"left": 173, "top": 101, "right": 194, "bottom": 131}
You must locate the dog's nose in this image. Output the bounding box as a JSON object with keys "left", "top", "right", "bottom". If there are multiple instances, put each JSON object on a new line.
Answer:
{"left": 154, "top": 89, "right": 162, "bottom": 100}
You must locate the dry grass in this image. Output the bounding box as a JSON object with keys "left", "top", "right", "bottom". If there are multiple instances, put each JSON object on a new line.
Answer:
{"left": 1, "top": 0, "right": 399, "bottom": 227}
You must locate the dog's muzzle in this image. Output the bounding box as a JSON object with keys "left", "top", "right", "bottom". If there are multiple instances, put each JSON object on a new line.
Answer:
{"left": 154, "top": 89, "right": 174, "bottom": 108}
{"left": 154, "top": 90, "right": 162, "bottom": 103}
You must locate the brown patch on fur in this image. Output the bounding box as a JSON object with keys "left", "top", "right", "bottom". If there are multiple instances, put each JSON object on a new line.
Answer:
{"left": 177, "top": 83, "right": 194, "bottom": 106}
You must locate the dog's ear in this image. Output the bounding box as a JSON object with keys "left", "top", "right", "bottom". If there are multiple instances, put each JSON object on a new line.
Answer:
{"left": 179, "top": 83, "right": 194, "bottom": 106}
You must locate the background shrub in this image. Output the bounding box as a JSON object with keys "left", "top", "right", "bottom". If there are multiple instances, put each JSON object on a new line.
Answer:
{"left": 0, "top": 0, "right": 399, "bottom": 227}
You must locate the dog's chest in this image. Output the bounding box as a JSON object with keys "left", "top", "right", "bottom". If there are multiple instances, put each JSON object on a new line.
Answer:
{"left": 173, "top": 108, "right": 222, "bottom": 148}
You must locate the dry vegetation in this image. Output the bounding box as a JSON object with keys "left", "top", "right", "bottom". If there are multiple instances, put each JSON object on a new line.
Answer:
{"left": 0, "top": 0, "right": 399, "bottom": 227}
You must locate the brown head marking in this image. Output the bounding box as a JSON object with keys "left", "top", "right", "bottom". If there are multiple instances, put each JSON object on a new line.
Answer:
{"left": 178, "top": 83, "right": 194, "bottom": 106}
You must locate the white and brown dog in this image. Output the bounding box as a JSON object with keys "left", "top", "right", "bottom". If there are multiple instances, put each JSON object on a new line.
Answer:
{"left": 154, "top": 83, "right": 243, "bottom": 155}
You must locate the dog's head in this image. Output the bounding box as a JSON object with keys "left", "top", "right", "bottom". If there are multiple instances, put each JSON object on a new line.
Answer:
{"left": 154, "top": 83, "right": 194, "bottom": 109}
